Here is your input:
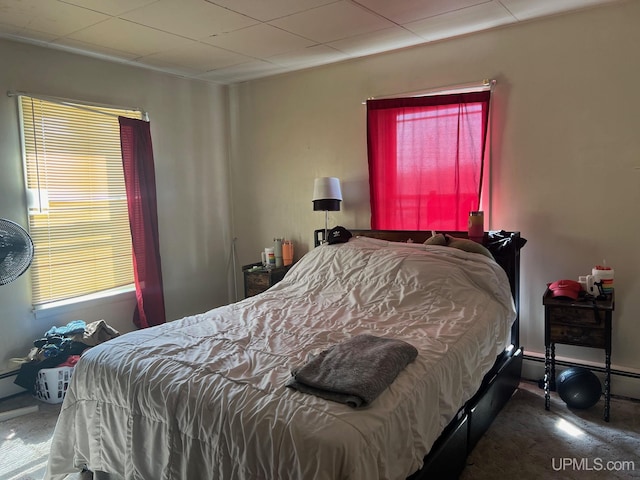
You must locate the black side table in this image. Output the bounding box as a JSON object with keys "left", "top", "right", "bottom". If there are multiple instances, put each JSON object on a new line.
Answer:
{"left": 242, "top": 263, "right": 292, "bottom": 298}
{"left": 543, "top": 289, "right": 615, "bottom": 421}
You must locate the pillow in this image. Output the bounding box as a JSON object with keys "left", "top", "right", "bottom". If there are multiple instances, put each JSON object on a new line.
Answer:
{"left": 353, "top": 236, "right": 389, "bottom": 247}
{"left": 354, "top": 236, "right": 427, "bottom": 250}
{"left": 424, "top": 233, "right": 494, "bottom": 259}
{"left": 424, "top": 233, "right": 447, "bottom": 246}
{"left": 445, "top": 235, "right": 494, "bottom": 259}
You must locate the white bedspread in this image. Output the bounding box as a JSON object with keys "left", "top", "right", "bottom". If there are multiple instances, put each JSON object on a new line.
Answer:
{"left": 45, "top": 237, "right": 516, "bottom": 480}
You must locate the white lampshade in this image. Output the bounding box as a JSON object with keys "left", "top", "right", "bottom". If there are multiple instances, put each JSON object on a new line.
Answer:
{"left": 312, "top": 177, "right": 342, "bottom": 201}
{"left": 312, "top": 177, "right": 343, "bottom": 244}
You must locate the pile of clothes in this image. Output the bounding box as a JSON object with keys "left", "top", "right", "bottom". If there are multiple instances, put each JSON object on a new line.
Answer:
{"left": 13, "top": 319, "right": 120, "bottom": 394}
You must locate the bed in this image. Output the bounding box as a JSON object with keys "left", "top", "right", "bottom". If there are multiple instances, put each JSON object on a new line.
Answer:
{"left": 45, "top": 229, "right": 525, "bottom": 480}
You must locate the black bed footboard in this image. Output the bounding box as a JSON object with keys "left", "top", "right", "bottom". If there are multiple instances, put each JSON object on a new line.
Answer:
{"left": 467, "top": 346, "right": 523, "bottom": 451}
{"left": 408, "top": 346, "right": 523, "bottom": 480}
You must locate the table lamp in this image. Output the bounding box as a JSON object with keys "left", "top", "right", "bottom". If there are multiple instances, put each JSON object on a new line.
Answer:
{"left": 312, "top": 177, "right": 342, "bottom": 244}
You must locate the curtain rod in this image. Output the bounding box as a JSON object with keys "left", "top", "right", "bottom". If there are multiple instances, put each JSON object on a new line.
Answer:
{"left": 6, "top": 90, "right": 148, "bottom": 121}
{"left": 363, "top": 79, "right": 496, "bottom": 104}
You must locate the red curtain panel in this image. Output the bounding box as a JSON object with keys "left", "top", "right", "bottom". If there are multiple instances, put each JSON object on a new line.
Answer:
{"left": 367, "top": 91, "right": 490, "bottom": 230}
{"left": 119, "top": 117, "right": 166, "bottom": 328}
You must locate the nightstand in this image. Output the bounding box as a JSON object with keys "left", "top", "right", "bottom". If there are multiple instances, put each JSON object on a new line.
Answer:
{"left": 543, "top": 288, "right": 615, "bottom": 421}
{"left": 242, "top": 263, "right": 292, "bottom": 298}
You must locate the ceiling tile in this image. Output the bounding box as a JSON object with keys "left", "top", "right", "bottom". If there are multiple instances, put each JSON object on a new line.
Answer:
{"left": 0, "top": 0, "right": 108, "bottom": 37}
{"left": 498, "top": 0, "right": 621, "bottom": 21}
{"left": 328, "top": 26, "right": 425, "bottom": 57}
{"left": 131, "top": 59, "right": 205, "bottom": 77}
{"left": 121, "top": 0, "right": 258, "bottom": 40}
{"left": 197, "top": 60, "right": 290, "bottom": 83}
{"left": 0, "top": 23, "right": 57, "bottom": 42}
{"left": 67, "top": 18, "right": 195, "bottom": 57}
{"left": 203, "top": 23, "right": 315, "bottom": 58}
{"left": 59, "top": 0, "right": 157, "bottom": 16}
{"left": 205, "top": 0, "right": 336, "bottom": 22}
{"left": 354, "top": 0, "right": 491, "bottom": 25}
{"left": 53, "top": 37, "right": 140, "bottom": 60}
{"left": 138, "top": 41, "right": 252, "bottom": 71}
{"left": 405, "top": 2, "right": 516, "bottom": 42}
{"left": 268, "top": 44, "right": 349, "bottom": 67}
{"left": 269, "top": 1, "right": 395, "bottom": 43}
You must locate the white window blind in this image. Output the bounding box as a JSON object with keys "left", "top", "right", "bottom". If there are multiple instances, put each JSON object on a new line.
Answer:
{"left": 18, "top": 96, "right": 143, "bottom": 306}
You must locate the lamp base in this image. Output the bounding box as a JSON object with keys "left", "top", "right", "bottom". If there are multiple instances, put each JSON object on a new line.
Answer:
{"left": 324, "top": 210, "right": 329, "bottom": 244}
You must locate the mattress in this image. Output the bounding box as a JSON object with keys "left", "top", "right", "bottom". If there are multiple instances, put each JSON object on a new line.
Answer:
{"left": 45, "top": 236, "right": 516, "bottom": 480}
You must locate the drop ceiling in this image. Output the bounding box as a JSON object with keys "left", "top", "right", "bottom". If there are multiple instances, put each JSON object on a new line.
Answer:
{"left": 0, "top": 0, "right": 622, "bottom": 85}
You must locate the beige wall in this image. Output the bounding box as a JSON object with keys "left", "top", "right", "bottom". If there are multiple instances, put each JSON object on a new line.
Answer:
{"left": 229, "top": 1, "right": 640, "bottom": 396}
{"left": 0, "top": 39, "right": 232, "bottom": 397}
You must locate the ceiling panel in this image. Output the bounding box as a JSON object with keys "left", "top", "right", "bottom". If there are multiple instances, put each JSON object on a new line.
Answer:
{"left": 269, "top": 1, "right": 395, "bottom": 43}
{"left": 354, "top": 0, "right": 491, "bottom": 25}
{"left": 53, "top": 37, "right": 140, "bottom": 60}
{"left": 268, "top": 44, "right": 349, "bottom": 67}
{"left": 205, "top": 0, "right": 337, "bottom": 22}
{"left": 498, "top": 0, "right": 621, "bottom": 20}
{"left": 328, "top": 26, "right": 424, "bottom": 57}
{"left": 196, "top": 60, "right": 290, "bottom": 83}
{"left": 121, "top": 0, "right": 258, "bottom": 40}
{"left": 67, "top": 18, "right": 195, "bottom": 57}
{"left": 59, "top": 0, "right": 158, "bottom": 17}
{"left": 203, "top": 24, "right": 315, "bottom": 58}
{"left": 405, "top": 2, "right": 516, "bottom": 42}
{"left": 0, "top": 23, "right": 57, "bottom": 42}
{"left": 0, "top": 0, "right": 107, "bottom": 37}
{"left": 138, "top": 41, "right": 252, "bottom": 71}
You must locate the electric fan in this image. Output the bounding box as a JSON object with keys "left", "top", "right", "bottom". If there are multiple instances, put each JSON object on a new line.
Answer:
{"left": 0, "top": 218, "right": 39, "bottom": 421}
{"left": 0, "top": 218, "right": 34, "bottom": 285}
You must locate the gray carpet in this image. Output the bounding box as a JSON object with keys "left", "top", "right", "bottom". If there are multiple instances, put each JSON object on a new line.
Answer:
{"left": 1, "top": 380, "right": 638, "bottom": 479}
{"left": 461, "top": 381, "right": 640, "bottom": 479}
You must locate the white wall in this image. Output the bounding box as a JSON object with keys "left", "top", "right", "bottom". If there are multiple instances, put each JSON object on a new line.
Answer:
{"left": 229, "top": 2, "right": 640, "bottom": 397}
{"left": 0, "top": 39, "right": 232, "bottom": 398}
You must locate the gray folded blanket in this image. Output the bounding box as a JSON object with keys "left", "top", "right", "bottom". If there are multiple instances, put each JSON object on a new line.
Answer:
{"left": 286, "top": 334, "right": 418, "bottom": 408}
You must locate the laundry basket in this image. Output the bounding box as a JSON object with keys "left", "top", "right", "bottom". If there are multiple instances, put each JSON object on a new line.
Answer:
{"left": 34, "top": 366, "right": 74, "bottom": 404}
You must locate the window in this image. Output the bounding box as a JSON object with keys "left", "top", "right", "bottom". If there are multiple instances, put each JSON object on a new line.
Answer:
{"left": 367, "top": 91, "right": 491, "bottom": 230}
{"left": 18, "top": 96, "right": 143, "bottom": 307}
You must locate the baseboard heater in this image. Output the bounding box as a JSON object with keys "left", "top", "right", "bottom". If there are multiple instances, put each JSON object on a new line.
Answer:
{"left": 0, "top": 369, "right": 19, "bottom": 381}
{"left": 523, "top": 354, "right": 640, "bottom": 380}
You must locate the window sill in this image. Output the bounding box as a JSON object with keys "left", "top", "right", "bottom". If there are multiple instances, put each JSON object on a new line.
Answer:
{"left": 33, "top": 285, "right": 136, "bottom": 321}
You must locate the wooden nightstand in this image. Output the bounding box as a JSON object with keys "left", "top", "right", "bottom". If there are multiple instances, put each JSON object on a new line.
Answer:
{"left": 242, "top": 263, "right": 292, "bottom": 298}
{"left": 543, "top": 288, "right": 615, "bottom": 421}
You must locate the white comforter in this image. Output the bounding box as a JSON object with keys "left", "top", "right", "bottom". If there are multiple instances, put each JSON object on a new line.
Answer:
{"left": 45, "top": 236, "right": 516, "bottom": 480}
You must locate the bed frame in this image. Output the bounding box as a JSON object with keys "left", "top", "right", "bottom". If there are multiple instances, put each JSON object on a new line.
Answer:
{"left": 314, "top": 229, "right": 524, "bottom": 479}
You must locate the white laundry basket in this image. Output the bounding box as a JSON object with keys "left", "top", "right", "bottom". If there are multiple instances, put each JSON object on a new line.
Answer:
{"left": 34, "top": 366, "right": 74, "bottom": 404}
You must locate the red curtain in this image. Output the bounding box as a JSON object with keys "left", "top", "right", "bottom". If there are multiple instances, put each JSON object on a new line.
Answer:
{"left": 367, "top": 91, "right": 490, "bottom": 230}
{"left": 119, "top": 117, "right": 166, "bottom": 329}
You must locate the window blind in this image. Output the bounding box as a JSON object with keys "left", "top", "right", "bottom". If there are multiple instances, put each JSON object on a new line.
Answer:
{"left": 19, "top": 96, "right": 142, "bottom": 306}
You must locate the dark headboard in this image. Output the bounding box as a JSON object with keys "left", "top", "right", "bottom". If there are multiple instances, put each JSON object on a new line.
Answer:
{"left": 314, "top": 229, "right": 525, "bottom": 347}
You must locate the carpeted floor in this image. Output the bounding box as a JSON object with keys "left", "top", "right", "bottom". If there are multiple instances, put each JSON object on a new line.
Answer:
{"left": 461, "top": 381, "right": 640, "bottom": 479}
{"left": 1, "top": 380, "right": 639, "bottom": 479}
